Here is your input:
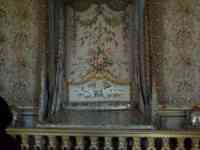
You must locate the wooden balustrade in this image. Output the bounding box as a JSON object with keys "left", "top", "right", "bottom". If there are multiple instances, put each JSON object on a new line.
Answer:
{"left": 8, "top": 128, "right": 200, "bottom": 150}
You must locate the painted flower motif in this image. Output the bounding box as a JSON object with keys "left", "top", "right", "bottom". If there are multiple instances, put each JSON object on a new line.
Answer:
{"left": 97, "top": 54, "right": 104, "bottom": 65}
{"left": 88, "top": 47, "right": 113, "bottom": 72}
{"left": 105, "top": 48, "right": 112, "bottom": 56}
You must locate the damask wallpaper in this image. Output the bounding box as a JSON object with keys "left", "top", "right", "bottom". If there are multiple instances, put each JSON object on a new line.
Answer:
{"left": 0, "top": 0, "right": 44, "bottom": 107}
{"left": 0, "top": 0, "right": 200, "bottom": 111}
{"left": 149, "top": 0, "right": 200, "bottom": 108}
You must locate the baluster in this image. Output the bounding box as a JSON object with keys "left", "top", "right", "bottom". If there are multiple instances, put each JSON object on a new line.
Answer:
{"left": 90, "top": 136, "right": 98, "bottom": 150}
{"left": 133, "top": 137, "right": 141, "bottom": 150}
{"left": 34, "top": 135, "right": 41, "bottom": 150}
{"left": 147, "top": 138, "right": 156, "bottom": 150}
{"left": 22, "top": 134, "right": 29, "bottom": 150}
{"left": 161, "top": 138, "right": 170, "bottom": 150}
{"left": 119, "top": 137, "right": 126, "bottom": 150}
{"left": 192, "top": 138, "right": 199, "bottom": 150}
{"left": 62, "top": 136, "right": 69, "bottom": 150}
{"left": 176, "top": 138, "right": 185, "bottom": 150}
{"left": 48, "top": 136, "right": 56, "bottom": 150}
{"left": 76, "top": 136, "right": 84, "bottom": 150}
{"left": 21, "top": 135, "right": 29, "bottom": 150}
{"left": 105, "top": 137, "right": 113, "bottom": 150}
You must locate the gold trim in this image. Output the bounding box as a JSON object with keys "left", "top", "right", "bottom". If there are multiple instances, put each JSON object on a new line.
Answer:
{"left": 158, "top": 104, "right": 200, "bottom": 111}
{"left": 83, "top": 71, "right": 130, "bottom": 85}
{"left": 65, "top": 71, "right": 130, "bottom": 85}
{"left": 8, "top": 128, "right": 200, "bottom": 138}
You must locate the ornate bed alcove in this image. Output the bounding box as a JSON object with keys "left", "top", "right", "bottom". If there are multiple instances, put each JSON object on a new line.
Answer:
{"left": 39, "top": 0, "right": 152, "bottom": 128}
{"left": 65, "top": 1, "right": 133, "bottom": 109}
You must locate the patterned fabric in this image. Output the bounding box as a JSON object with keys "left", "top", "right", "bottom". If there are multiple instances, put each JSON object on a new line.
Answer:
{"left": 40, "top": 0, "right": 151, "bottom": 123}
{"left": 66, "top": 4, "right": 132, "bottom": 104}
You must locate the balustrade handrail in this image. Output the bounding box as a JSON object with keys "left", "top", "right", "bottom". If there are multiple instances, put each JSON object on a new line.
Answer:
{"left": 7, "top": 128, "right": 200, "bottom": 138}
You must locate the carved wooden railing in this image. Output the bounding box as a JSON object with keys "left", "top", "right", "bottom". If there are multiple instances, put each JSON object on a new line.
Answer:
{"left": 8, "top": 128, "right": 200, "bottom": 150}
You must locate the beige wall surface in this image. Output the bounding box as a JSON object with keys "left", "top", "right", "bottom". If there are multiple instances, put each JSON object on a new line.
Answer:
{"left": 0, "top": 0, "right": 47, "bottom": 108}
{"left": 149, "top": 0, "right": 200, "bottom": 108}
{"left": 0, "top": 0, "right": 200, "bottom": 110}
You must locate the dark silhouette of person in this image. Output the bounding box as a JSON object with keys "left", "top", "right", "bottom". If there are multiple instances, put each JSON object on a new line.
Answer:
{"left": 0, "top": 96, "right": 20, "bottom": 150}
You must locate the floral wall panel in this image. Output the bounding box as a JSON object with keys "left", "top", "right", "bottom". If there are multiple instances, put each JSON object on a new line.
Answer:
{"left": 149, "top": 0, "right": 200, "bottom": 108}
{"left": 0, "top": 0, "right": 45, "bottom": 107}
{"left": 65, "top": 3, "right": 133, "bottom": 106}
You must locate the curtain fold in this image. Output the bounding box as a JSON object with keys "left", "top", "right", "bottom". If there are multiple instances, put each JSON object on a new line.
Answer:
{"left": 51, "top": 0, "right": 66, "bottom": 117}
{"left": 134, "top": 0, "right": 152, "bottom": 123}
{"left": 40, "top": 0, "right": 66, "bottom": 122}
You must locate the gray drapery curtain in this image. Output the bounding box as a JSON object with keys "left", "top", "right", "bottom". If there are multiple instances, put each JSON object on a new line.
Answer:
{"left": 39, "top": 0, "right": 152, "bottom": 124}
{"left": 133, "top": 0, "right": 152, "bottom": 123}
{"left": 40, "top": 0, "right": 66, "bottom": 122}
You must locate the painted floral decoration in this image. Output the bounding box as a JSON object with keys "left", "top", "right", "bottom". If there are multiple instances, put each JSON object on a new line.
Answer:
{"left": 88, "top": 47, "right": 113, "bottom": 72}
